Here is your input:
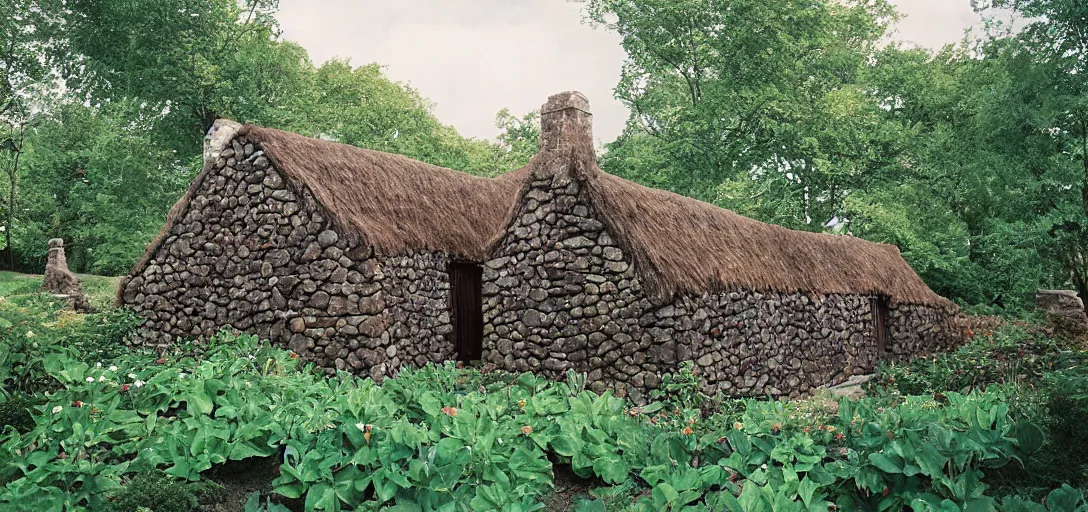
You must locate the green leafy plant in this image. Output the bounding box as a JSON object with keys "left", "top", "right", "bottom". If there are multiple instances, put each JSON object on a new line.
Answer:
{"left": 107, "top": 472, "right": 199, "bottom": 512}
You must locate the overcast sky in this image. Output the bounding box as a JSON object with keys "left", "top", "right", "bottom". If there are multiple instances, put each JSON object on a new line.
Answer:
{"left": 277, "top": 0, "right": 985, "bottom": 145}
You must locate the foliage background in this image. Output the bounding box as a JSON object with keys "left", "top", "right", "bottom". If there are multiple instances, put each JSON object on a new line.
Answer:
{"left": 1, "top": 0, "right": 1086, "bottom": 313}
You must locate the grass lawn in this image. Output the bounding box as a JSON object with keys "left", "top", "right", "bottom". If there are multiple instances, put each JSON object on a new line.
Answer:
{"left": 0, "top": 270, "right": 120, "bottom": 311}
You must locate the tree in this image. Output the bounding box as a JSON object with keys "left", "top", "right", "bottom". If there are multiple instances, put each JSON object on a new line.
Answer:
{"left": 0, "top": 124, "right": 23, "bottom": 270}
{"left": 63, "top": 0, "right": 287, "bottom": 157}
{"left": 16, "top": 101, "right": 188, "bottom": 274}
{"left": 589, "top": 0, "right": 899, "bottom": 228}
{"left": 494, "top": 108, "right": 539, "bottom": 169}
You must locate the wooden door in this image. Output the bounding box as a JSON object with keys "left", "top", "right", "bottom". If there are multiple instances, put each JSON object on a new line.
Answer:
{"left": 872, "top": 296, "right": 891, "bottom": 355}
{"left": 449, "top": 262, "right": 483, "bottom": 362}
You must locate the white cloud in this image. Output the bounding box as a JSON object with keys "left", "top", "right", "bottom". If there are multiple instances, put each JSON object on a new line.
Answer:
{"left": 277, "top": 0, "right": 627, "bottom": 144}
{"left": 277, "top": 0, "right": 983, "bottom": 144}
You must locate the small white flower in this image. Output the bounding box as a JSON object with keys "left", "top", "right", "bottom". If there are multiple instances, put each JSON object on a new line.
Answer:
{"left": 98, "top": 375, "right": 106, "bottom": 382}
{"left": 497, "top": 438, "right": 503, "bottom": 445}
{"left": 178, "top": 372, "right": 187, "bottom": 379}
{"left": 96, "top": 362, "right": 102, "bottom": 368}
{"left": 51, "top": 405, "right": 63, "bottom": 414}
{"left": 128, "top": 373, "right": 137, "bottom": 379}
{"left": 108, "top": 366, "right": 118, "bottom": 372}
{"left": 25, "top": 330, "right": 34, "bottom": 338}
{"left": 355, "top": 422, "right": 366, "bottom": 432}
{"left": 86, "top": 377, "right": 95, "bottom": 383}
{"left": 134, "top": 380, "right": 145, "bottom": 388}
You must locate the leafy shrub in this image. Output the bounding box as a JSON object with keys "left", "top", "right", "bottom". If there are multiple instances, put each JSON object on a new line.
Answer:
{"left": 868, "top": 325, "right": 1086, "bottom": 396}
{"left": 648, "top": 361, "right": 704, "bottom": 411}
{"left": 1036, "top": 370, "right": 1088, "bottom": 483}
{"left": 999, "top": 485, "right": 1088, "bottom": 511}
{"left": 107, "top": 472, "right": 198, "bottom": 512}
{"left": 0, "top": 394, "right": 36, "bottom": 434}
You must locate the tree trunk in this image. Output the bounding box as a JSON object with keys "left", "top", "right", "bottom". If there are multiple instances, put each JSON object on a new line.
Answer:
{"left": 5, "top": 131, "right": 21, "bottom": 271}
{"left": 1081, "top": 121, "right": 1088, "bottom": 219}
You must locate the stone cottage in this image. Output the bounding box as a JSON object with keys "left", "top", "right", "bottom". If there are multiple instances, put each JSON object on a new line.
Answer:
{"left": 119, "top": 91, "right": 963, "bottom": 397}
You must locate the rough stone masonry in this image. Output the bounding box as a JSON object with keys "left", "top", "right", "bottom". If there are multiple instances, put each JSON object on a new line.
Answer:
{"left": 121, "top": 92, "right": 965, "bottom": 399}
{"left": 120, "top": 134, "right": 454, "bottom": 381}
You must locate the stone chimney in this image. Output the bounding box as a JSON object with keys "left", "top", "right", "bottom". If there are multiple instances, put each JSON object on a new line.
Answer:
{"left": 539, "top": 91, "right": 593, "bottom": 152}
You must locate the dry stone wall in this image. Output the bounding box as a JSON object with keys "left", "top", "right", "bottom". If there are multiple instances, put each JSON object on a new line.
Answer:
{"left": 483, "top": 172, "right": 964, "bottom": 400}
{"left": 120, "top": 136, "right": 453, "bottom": 379}
{"left": 482, "top": 173, "right": 659, "bottom": 397}
{"left": 886, "top": 304, "right": 963, "bottom": 362}
{"left": 125, "top": 132, "right": 962, "bottom": 397}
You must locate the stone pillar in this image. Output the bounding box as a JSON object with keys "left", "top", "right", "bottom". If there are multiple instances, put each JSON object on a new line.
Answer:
{"left": 43, "top": 238, "right": 92, "bottom": 312}
{"left": 1036, "top": 289, "right": 1088, "bottom": 344}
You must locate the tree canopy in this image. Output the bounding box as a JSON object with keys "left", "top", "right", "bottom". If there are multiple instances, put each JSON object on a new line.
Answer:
{"left": 1, "top": 0, "right": 1084, "bottom": 312}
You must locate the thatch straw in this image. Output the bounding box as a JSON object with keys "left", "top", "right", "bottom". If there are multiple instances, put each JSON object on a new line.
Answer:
{"left": 582, "top": 163, "right": 952, "bottom": 308}
{"left": 123, "top": 117, "right": 950, "bottom": 310}
{"left": 240, "top": 125, "right": 528, "bottom": 262}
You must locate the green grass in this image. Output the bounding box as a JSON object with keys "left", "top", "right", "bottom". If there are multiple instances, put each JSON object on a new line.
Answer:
{"left": 0, "top": 270, "right": 119, "bottom": 311}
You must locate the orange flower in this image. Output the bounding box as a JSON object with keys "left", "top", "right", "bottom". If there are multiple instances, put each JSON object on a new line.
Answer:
{"left": 289, "top": 352, "right": 300, "bottom": 359}
{"left": 802, "top": 426, "right": 811, "bottom": 433}
{"left": 826, "top": 426, "right": 836, "bottom": 433}
{"left": 364, "top": 431, "right": 371, "bottom": 444}
{"left": 835, "top": 432, "right": 845, "bottom": 441}
{"left": 682, "top": 426, "right": 693, "bottom": 436}
{"left": 441, "top": 406, "right": 457, "bottom": 417}
{"left": 818, "top": 425, "right": 826, "bottom": 431}
{"left": 521, "top": 425, "right": 533, "bottom": 435}
{"left": 772, "top": 423, "right": 781, "bottom": 434}
{"left": 155, "top": 357, "right": 166, "bottom": 365}
{"left": 517, "top": 399, "right": 526, "bottom": 408}
{"left": 733, "top": 422, "right": 744, "bottom": 430}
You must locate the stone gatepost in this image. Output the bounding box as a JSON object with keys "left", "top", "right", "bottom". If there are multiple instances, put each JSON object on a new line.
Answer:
{"left": 43, "top": 238, "right": 92, "bottom": 312}
{"left": 1036, "top": 289, "right": 1088, "bottom": 344}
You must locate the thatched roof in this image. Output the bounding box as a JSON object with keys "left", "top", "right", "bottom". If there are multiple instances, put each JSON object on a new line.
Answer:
{"left": 240, "top": 125, "right": 529, "bottom": 261}
{"left": 584, "top": 170, "right": 951, "bottom": 307}
{"left": 125, "top": 111, "right": 950, "bottom": 309}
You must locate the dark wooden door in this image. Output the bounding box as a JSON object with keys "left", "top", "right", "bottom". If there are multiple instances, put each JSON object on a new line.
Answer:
{"left": 449, "top": 262, "right": 483, "bottom": 362}
{"left": 872, "top": 296, "right": 891, "bottom": 355}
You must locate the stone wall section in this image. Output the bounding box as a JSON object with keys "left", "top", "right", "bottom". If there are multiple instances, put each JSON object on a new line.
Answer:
{"left": 656, "top": 292, "right": 877, "bottom": 398}
{"left": 121, "top": 136, "right": 452, "bottom": 379}
{"left": 482, "top": 173, "right": 659, "bottom": 394}
{"left": 886, "top": 303, "right": 963, "bottom": 362}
